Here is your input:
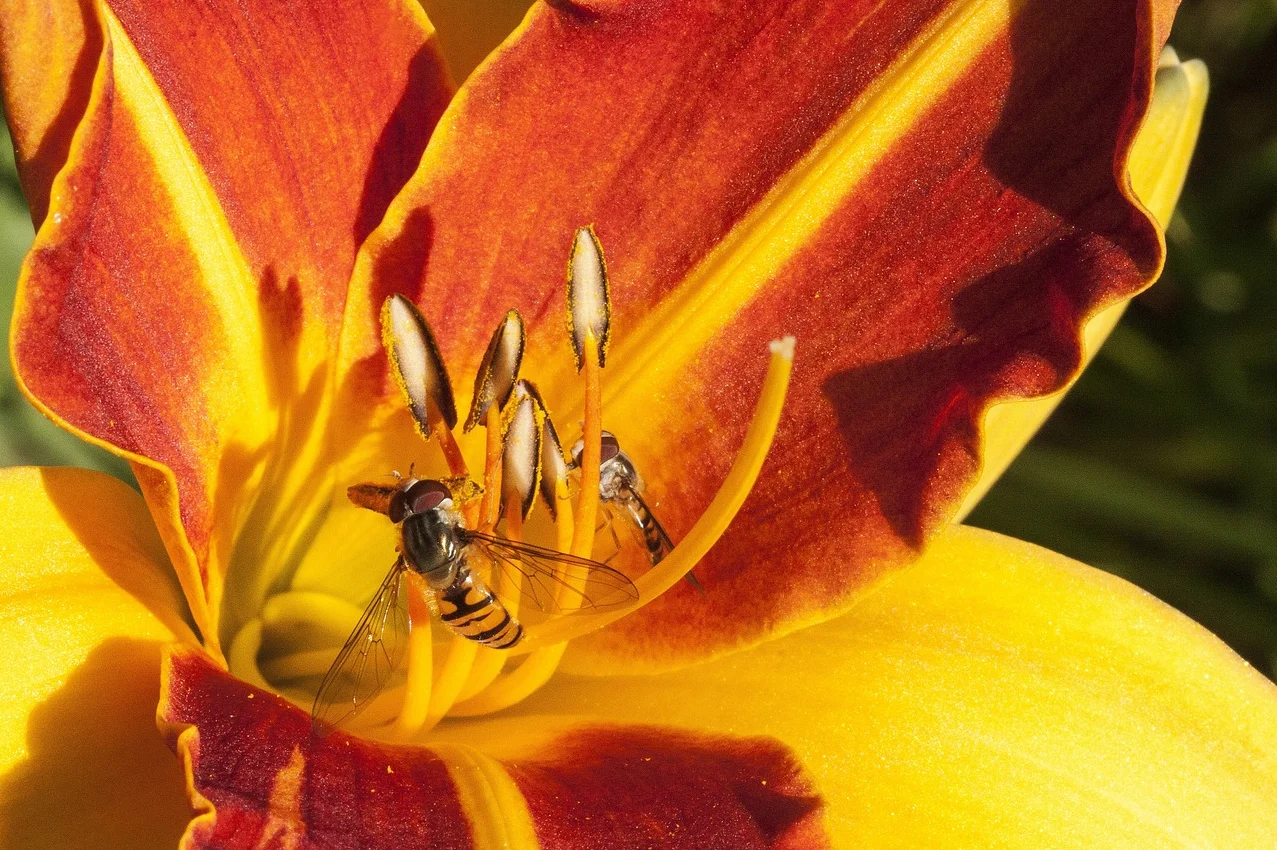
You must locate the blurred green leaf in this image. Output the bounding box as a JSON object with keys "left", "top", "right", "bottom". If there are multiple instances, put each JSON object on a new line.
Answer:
{"left": 0, "top": 123, "right": 134, "bottom": 482}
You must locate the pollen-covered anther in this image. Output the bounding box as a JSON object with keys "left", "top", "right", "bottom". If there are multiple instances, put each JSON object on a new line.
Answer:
{"left": 538, "top": 401, "right": 570, "bottom": 521}
{"left": 501, "top": 381, "right": 545, "bottom": 520}
{"left": 464, "top": 309, "right": 525, "bottom": 432}
{"left": 382, "top": 294, "right": 458, "bottom": 432}
{"left": 567, "top": 225, "right": 610, "bottom": 371}
{"left": 382, "top": 294, "right": 467, "bottom": 476}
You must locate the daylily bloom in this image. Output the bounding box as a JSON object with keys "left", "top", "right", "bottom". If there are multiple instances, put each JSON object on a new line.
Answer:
{"left": 1, "top": 0, "right": 1275, "bottom": 847}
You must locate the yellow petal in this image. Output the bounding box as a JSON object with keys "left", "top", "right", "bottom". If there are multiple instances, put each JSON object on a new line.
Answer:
{"left": 957, "top": 48, "right": 1210, "bottom": 519}
{"left": 444, "top": 525, "right": 1277, "bottom": 846}
{"left": 0, "top": 467, "right": 194, "bottom": 849}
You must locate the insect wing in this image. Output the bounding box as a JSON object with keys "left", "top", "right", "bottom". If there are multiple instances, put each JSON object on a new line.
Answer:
{"left": 460, "top": 530, "right": 638, "bottom": 616}
{"left": 311, "top": 560, "right": 410, "bottom": 735}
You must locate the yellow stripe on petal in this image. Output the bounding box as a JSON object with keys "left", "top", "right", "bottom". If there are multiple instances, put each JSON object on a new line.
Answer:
{"left": 956, "top": 47, "right": 1208, "bottom": 520}
{"left": 594, "top": 0, "right": 1021, "bottom": 415}
{"left": 431, "top": 743, "right": 541, "bottom": 850}
{"left": 0, "top": 467, "right": 193, "bottom": 849}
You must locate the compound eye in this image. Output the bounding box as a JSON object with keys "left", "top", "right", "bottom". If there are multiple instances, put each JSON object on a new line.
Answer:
{"left": 599, "top": 431, "right": 621, "bottom": 464}
{"left": 405, "top": 479, "right": 452, "bottom": 516}
{"left": 570, "top": 432, "right": 621, "bottom": 467}
{"left": 388, "top": 490, "right": 410, "bottom": 524}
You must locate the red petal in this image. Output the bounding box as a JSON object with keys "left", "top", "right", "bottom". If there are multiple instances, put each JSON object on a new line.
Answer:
{"left": 356, "top": 0, "right": 1172, "bottom": 665}
{"left": 161, "top": 648, "right": 474, "bottom": 850}
{"left": 161, "top": 648, "right": 828, "bottom": 849}
{"left": 103, "top": 0, "right": 451, "bottom": 320}
{"left": 7, "top": 2, "right": 451, "bottom": 636}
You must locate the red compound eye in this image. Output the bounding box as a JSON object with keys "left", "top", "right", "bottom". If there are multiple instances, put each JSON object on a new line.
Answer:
{"left": 407, "top": 479, "right": 451, "bottom": 515}
{"left": 599, "top": 431, "right": 621, "bottom": 464}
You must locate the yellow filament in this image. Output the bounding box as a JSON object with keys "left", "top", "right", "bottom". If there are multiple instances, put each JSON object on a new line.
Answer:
{"left": 478, "top": 405, "right": 504, "bottom": 530}
{"left": 515, "top": 337, "right": 795, "bottom": 652}
{"left": 432, "top": 418, "right": 470, "bottom": 478}
{"left": 450, "top": 481, "right": 576, "bottom": 717}
{"left": 423, "top": 637, "right": 477, "bottom": 732}
{"left": 392, "top": 570, "right": 435, "bottom": 738}
{"left": 455, "top": 503, "right": 524, "bottom": 701}
{"left": 430, "top": 744, "right": 541, "bottom": 849}
{"left": 570, "top": 333, "right": 603, "bottom": 559}
{"left": 419, "top": 403, "right": 507, "bottom": 729}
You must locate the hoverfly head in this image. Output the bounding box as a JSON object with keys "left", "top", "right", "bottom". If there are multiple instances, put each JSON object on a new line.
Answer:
{"left": 389, "top": 478, "right": 454, "bottom": 524}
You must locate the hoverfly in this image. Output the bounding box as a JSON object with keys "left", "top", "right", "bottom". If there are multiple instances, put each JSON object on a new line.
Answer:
{"left": 313, "top": 476, "right": 639, "bottom": 732}
{"left": 569, "top": 431, "right": 700, "bottom": 593}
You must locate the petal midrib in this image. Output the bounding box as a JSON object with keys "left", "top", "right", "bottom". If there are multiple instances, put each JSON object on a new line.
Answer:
{"left": 539, "top": 0, "right": 1027, "bottom": 419}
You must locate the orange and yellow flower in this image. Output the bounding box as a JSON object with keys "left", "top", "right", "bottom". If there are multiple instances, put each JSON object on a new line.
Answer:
{"left": 2, "top": 0, "right": 1275, "bottom": 847}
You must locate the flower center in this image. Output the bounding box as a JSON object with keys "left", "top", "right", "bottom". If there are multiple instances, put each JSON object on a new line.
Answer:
{"left": 231, "top": 227, "right": 794, "bottom": 739}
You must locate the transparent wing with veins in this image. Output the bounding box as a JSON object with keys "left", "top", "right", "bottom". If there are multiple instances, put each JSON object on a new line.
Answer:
{"left": 460, "top": 530, "right": 639, "bottom": 618}
{"left": 311, "top": 560, "right": 410, "bottom": 735}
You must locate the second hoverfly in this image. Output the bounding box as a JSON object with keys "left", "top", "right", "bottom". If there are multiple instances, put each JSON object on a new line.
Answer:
{"left": 314, "top": 476, "right": 638, "bottom": 730}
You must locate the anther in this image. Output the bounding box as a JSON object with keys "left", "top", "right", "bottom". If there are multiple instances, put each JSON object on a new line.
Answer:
{"left": 468, "top": 310, "right": 525, "bottom": 528}
{"left": 464, "top": 310, "right": 525, "bottom": 432}
{"left": 501, "top": 381, "right": 545, "bottom": 521}
{"left": 538, "top": 399, "right": 570, "bottom": 521}
{"left": 382, "top": 295, "right": 467, "bottom": 476}
{"left": 567, "top": 226, "right": 610, "bottom": 371}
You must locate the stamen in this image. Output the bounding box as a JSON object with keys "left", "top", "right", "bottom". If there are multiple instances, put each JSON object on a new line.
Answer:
{"left": 423, "top": 638, "right": 477, "bottom": 732}
{"left": 455, "top": 386, "right": 542, "bottom": 702}
{"left": 478, "top": 405, "right": 504, "bottom": 530}
{"left": 538, "top": 399, "right": 569, "bottom": 521}
{"left": 391, "top": 570, "right": 434, "bottom": 738}
{"left": 421, "top": 316, "right": 526, "bottom": 729}
{"left": 514, "top": 336, "right": 795, "bottom": 652}
{"left": 566, "top": 225, "right": 610, "bottom": 557}
{"left": 449, "top": 476, "right": 577, "bottom": 717}
{"left": 383, "top": 294, "right": 459, "bottom": 434}
{"left": 455, "top": 497, "right": 525, "bottom": 702}
{"left": 567, "top": 226, "right": 611, "bottom": 370}
{"left": 469, "top": 310, "right": 525, "bottom": 526}
{"left": 432, "top": 419, "right": 469, "bottom": 478}
{"left": 500, "top": 382, "right": 544, "bottom": 522}
{"left": 464, "top": 310, "right": 525, "bottom": 432}
{"left": 570, "top": 332, "right": 604, "bottom": 559}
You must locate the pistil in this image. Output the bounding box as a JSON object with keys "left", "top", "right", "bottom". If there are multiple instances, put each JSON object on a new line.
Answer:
{"left": 513, "top": 335, "right": 795, "bottom": 651}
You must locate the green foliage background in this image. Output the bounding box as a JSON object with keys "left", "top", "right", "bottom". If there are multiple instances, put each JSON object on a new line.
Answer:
{"left": 1, "top": 0, "right": 1273, "bottom": 674}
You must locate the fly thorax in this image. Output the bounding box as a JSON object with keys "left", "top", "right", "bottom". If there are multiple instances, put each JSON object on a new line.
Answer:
{"left": 401, "top": 510, "right": 462, "bottom": 590}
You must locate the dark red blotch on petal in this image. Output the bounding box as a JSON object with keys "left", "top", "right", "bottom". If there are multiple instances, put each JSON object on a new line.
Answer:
{"left": 512, "top": 726, "right": 829, "bottom": 850}
{"left": 160, "top": 650, "right": 473, "bottom": 850}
